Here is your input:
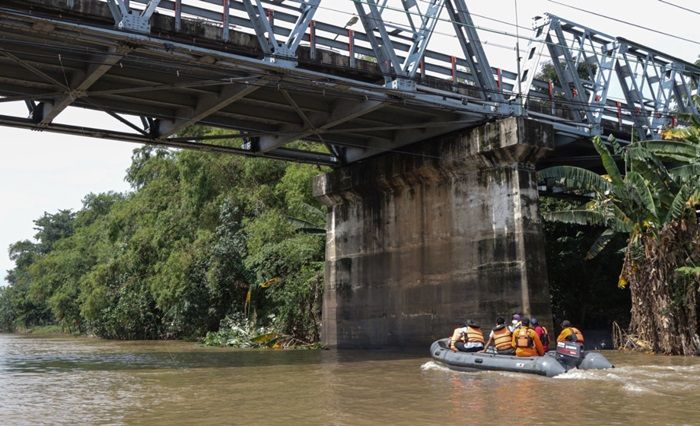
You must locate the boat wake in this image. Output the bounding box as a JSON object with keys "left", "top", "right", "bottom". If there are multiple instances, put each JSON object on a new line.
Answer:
{"left": 420, "top": 361, "right": 450, "bottom": 372}
{"left": 553, "top": 363, "right": 700, "bottom": 395}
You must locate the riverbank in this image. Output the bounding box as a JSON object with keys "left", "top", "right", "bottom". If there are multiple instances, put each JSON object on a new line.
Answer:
{"left": 13, "top": 324, "right": 77, "bottom": 337}
{"left": 5, "top": 326, "right": 325, "bottom": 351}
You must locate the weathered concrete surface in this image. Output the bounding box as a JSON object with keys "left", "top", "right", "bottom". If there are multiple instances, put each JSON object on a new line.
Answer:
{"left": 313, "top": 117, "right": 554, "bottom": 348}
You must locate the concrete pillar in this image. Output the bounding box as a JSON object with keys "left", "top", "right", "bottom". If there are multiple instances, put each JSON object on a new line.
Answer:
{"left": 313, "top": 117, "right": 554, "bottom": 348}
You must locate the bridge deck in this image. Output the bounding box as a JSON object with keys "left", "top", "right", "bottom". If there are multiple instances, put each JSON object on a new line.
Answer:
{"left": 0, "top": 1, "right": 696, "bottom": 166}
{"left": 0, "top": 0, "right": 503, "bottom": 165}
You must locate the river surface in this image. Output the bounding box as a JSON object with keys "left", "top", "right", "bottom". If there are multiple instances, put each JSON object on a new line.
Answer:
{"left": 0, "top": 334, "right": 699, "bottom": 425}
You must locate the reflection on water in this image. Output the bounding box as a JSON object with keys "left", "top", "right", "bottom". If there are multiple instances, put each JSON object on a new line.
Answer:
{"left": 0, "top": 334, "right": 699, "bottom": 425}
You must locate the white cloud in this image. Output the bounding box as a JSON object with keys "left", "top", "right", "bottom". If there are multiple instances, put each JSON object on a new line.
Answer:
{"left": 0, "top": 106, "right": 138, "bottom": 283}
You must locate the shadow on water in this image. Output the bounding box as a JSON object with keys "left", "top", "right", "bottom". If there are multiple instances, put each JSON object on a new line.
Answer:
{"left": 0, "top": 335, "right": 431, "bottom": 373}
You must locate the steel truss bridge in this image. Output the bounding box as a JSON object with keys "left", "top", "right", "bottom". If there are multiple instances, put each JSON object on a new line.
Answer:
{"left": 0, "top": 0, "right": 698, "bottom": 166}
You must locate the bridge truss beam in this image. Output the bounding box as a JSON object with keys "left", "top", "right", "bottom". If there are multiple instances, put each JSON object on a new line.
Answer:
{"left": 38, "top": 44, "right": 134, "bottom": 127}
{"left": 354, "top": 0, "right": 445, "bottom": 91}
{"left": 0, "top": 112, "right": 337, "bottom": 165}
{"left": 0, "top": 2, "right": 501, "bottom": 165}
{"left": 258, "top": 98, "right": 386, "bottom": 155}
{"left": 520, "top": 14, "right": 700, "bottom": 140}
{"left": 157, "top": 77, "right": 268, "bottom": 137}
{"left": 616, "top": 39, "right": 700, "bottom": 140}
{"left": 445, "top": 0, "right": 503, "bottom": 103}
{"left": 242, "top": 0, "right": 319, "bottom": 65}
{"left": 1, "top": 1, "right": 700, "bottom": 167}
{"left": 519, "top": 15, "right": 618, "bottom": 133}
{"left": 107, "top": 0, "right": 161, "bottom": 33}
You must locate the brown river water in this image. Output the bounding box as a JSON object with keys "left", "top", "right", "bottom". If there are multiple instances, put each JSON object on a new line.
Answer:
{"left": 0, "top": 334, "right": 698, "bottom": 425}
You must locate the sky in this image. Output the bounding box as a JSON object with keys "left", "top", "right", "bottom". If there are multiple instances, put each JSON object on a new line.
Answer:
{"left": 1, "top": 0, "right": 699, "bottom": 284}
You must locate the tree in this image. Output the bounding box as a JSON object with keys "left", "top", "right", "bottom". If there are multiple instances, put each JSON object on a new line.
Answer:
{"left": 2, "top": 128, "right": 328, "bottom": 343}
{"left": 540, "top": 135, "right": 700, "bottom": 355}
{"left": 531, "top": 61, "right": 599, "bottom": 119}
{"left": 0, "top": 287, "right": 15, "bottom": 332}
{"left": 536, "top": 62, "right": 598, "bottom": 88}
{"left": 33, "top": 210, "right": 75, "bottom": 254}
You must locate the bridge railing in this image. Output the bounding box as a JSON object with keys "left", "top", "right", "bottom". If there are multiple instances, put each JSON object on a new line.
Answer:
{"left": 118, "top": 1, "right": 523, "bottom": 99}
{"left": 116, "top": 0, "right": 684, "bottom": 139}
{"left": 520, "top": 13, "right": 700, "bottom": 139}
{"left": 84, "top": 1, "right": 700, "bottom": 140}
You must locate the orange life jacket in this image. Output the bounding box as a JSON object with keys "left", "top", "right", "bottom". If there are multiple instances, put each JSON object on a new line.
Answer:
{"left": 465, "top": 326, "right": 485, "bottom": 344}
{"left": 515, "top": 327, "right": 534, "bottom": 348}
{"left": 492, "top": 325, "right": 512, "bottom": 351}
{"left": 565, "top": 327, "right": 584, "bottom": 343}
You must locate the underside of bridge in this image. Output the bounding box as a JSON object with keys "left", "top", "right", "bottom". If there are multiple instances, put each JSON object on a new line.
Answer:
{"left": 314, "top": 117, "right": 554, "bottom": 348}
{"left": 4, "top": 0, "right": 697, "bottom": 169}
{"left": 0, "top": 0, "right": 507, "bottom": 166}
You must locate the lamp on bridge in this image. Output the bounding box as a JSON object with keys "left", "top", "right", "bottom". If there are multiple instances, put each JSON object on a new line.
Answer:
{"left": 333, "top": 15, "right": 359, "bottom": 42}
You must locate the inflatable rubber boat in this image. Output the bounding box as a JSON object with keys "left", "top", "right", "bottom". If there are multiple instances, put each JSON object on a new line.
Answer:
{"left": 430, "top": 338, "right": 613, "bottom": 378}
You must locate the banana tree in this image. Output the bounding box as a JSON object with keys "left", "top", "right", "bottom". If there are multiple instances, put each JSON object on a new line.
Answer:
{"left": 539, "top": 134, "right": 700, "bottom": 355}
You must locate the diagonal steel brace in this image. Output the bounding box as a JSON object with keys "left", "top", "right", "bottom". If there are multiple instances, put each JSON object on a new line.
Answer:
{"left": 242, "top": 0, "right": 320, "bottom": 65}
{"left": 107, "top": 0, "right": 161, "bottom": 33}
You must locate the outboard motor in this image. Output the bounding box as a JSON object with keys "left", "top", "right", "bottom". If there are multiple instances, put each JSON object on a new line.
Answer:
{"left": 555, "top": 341, "right": 585, "bottom": 370}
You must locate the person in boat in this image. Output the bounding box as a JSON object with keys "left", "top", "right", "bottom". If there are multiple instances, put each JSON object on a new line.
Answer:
{"left": 481, "top": 317, "right": 514, "bottom": 355}
{"left": 531, "top": 317, "right": 550, "bottom": 351}
{"left": 508, "top": 313, "right": 522, "bottom": 333}
{"left": 557, "top": 320, "right": 585, "bottom": 344}
{"left": 512, "top": 318, "right": 545, "bottom": 357}
{"left": 449, "top": 319, "right": 485, "bottom": 352}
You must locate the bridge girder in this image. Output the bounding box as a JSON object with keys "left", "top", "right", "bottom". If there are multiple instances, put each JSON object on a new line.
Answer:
{"left": 107, "top": 0, "right": 161, "bottom": 32}
{"left": 0, "top": 1, "right": 699, "bottom": 166}
{"left": 258, "top": 98, "right": 387, "bottom": 155}
{"left": 241, "top": 0, "right": 320, "bottom": 65}
{"left": 354, "top": 0, "right": 446, "bottom": 91}
{"left": 520, "top": 13, "right": 700, "bottom": 141}
{"left": 39, "top": 44, "right": 134, "bottom": 128}
{"left": 445, "top": 0, "right": 503, "bottom": 103}
{"left": 157, "top": 76, "right": 269, "bottom": 137}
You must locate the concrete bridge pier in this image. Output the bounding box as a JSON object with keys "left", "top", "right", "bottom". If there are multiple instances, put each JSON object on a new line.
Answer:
{"left": 313, "top": 117, "right": 555, "bottom": 348}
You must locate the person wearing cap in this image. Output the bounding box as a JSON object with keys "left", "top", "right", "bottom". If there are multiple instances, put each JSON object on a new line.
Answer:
{"left": 557, "top": 320, "right": 584, "bottom": 344}
{"left": 511, "top": 318, "right": 545, "bottom": 357}
{"left": 449, "top": 319, "right": 485, "bottom": 352}
{"left": 531, "top": 317, "right": 550, "bottom": 351}
{"left": 481, "top": 317, "right": 514, "bottom": 355}
{"left": 508, "top": 313, "right": 522, "bottom": 333}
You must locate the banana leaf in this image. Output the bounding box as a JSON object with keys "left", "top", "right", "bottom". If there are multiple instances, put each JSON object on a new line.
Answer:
{"left": 638, "top": 140, "right": 699, "bottom": 162}
{"left": 676, "top": 266, "right": 700, "bottom": 277}
{"left": 252, "top": 332, "right": 280, "bottom": 346}
{"left": 608, "top": 133, "right": 624, "bottom": 156}
{"left": 607, "top": 204, "right": 633, "bottom": 233}
{"left": 669, "top": 164, "right": 700, "bottom": 182}
{"left": 287, "top": 216, "right": 325, "bottom": 234}
{"left": 664, "top": 184, "right": 691, "bottom": 224}
{"left": 592, "top": 136, "right": 624, "bottom": 188}
{"left": 626, "top": 171, "right": 658, "bottom": 220}
{"left": 539, "top": 165, "right": 610, "bottom": 194}
{"left": 629, "top": 161, "right": 675, "bottom": 212}
{"left": 542, "top": 210, "right": 607, "bottom": 226}
{"left": 585, "top": 229, "right": 617, "bottom": 260}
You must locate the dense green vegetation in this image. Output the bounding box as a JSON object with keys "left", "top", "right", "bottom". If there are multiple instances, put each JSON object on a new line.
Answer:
{"left": 0, "top": 131, "right": 326, "bottom": 344}
{"left": 540, "top": 134, "right": 700, "bottom": 355}
{"left": 540, "top": 196, "right": 630, "bottom": 330}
